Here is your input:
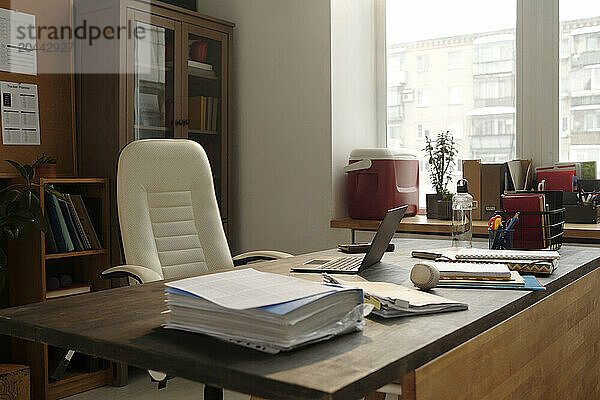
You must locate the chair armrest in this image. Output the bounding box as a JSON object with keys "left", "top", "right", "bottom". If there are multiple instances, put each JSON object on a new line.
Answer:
{"left": 99, "top": 265, "right": 162, "bottom": 284}
{"left": 233, "top": 250, "right": 294, "bottom": 266}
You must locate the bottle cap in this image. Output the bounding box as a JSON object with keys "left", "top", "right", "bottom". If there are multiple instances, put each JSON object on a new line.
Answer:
{"left": 457, "top": 178, "right": 468, "bottom": 193}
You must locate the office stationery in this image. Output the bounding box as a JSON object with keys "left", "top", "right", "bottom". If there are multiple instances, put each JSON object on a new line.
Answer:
{"left": 1, "top": 81, "right": 40, "bottom": 145}
{"left": 411, "top": 247, "right": 458, "bottom": 260}
{"left": 164, "top": 269, "right": 364, "bottom": 353}
{"left": 434, "top": 261, "right": 512, "bottom": 280}
{"left": 65, "top": 194, "right": 91, "bottom": 250}
{"left": 323, "top": 275, "right": 468, "bottom": 318}
{"left": 0, "top": 239, "right": 597, "bottom": 400}
{"left": 536, "top": 169, "right": 575, "bottom": 192}
{"left": 292, "top": 206, "right": 406, "bottom": 273}
{"left": 502, "top": 194, "right": 546, "bottom": 249}
{"left": 337, "top": 243, "right": 395, "bottom": 254}
{"left": 454, "top": 248, "right": 560, "bottom": 261}
{"left": 437, "top": 273, "right": 544, "bottom": 291}
{"left": 438, "top": 270, "right": 525, "bottom": 287}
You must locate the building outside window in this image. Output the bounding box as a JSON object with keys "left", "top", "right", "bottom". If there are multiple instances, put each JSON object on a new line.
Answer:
{"left": 416, "top": 54, "right": 430, "bottom": 73}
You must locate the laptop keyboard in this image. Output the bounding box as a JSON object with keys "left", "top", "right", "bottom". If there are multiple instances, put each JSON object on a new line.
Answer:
{"left": 318, "top": 256, "right": 363, "bottom": 271}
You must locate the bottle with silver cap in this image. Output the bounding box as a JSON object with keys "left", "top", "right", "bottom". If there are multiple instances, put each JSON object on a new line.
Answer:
{"left": 452, "top": 178, "right": 473, "bottom": 248}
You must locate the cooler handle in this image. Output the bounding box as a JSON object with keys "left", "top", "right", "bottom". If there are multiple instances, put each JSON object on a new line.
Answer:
{"left": 343, "top": 159, "right": 372, "bottom": 173}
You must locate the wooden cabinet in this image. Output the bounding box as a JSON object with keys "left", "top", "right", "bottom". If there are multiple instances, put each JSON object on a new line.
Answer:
{"left": 75, "top": 0, "right": 233, "bottom": 264}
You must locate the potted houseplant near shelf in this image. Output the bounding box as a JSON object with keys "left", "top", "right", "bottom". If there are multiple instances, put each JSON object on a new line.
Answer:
{"left": 423, "top": 131, "right": 457, "bottom": 220}
{"left": 0, "top": 156, "right": 62, "bottom": 280}
{"left": 33, "top": 154, "right": 57, "bottom": 178}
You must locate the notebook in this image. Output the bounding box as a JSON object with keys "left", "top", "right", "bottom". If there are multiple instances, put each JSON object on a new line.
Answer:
{"left": 434, "top": 262, "right": 512, "bottom": 280}
{"left": 437, "top": 274, "right": 545, "bottom": 291}
{"left": 438, "top": 270, "right": 524, "bottom": 287}
{"left": 454, "top": 249, "right": 560, "bottom": 261}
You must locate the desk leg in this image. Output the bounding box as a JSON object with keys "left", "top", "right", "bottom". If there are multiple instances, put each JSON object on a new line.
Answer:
{"left": 352, "top": 229, "right": 356, "bottom": 244}
{"left": 204, "top": 385, "right": 223, "bottom": 400}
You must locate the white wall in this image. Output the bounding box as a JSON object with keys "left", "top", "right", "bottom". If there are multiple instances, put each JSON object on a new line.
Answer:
{"left": 196, "top": 0, "right": 378, "bottom": 254}
{"left": 331, "top": 0, "right": 379, "bottom": 218}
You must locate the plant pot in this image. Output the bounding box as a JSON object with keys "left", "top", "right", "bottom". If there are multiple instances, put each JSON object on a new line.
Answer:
{"left": 426, "top": 194, "right": 452, "bottom": 220}
{"left": 35, "top": 163, "right": 57, "bottom": 178}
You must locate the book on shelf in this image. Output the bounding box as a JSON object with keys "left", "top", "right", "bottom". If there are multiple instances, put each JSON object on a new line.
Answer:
{"left": 189, "top": 96, "right": 219, "bottom": 132}
{"left": 188, "top": 60, "right": 213, "bottom": 71}
{"left": 44, "top": 188, "right": 102, "bottom": 254}
{"left": 47, "top": 190, "right": 75, "bottom": 252}
{"left": 46, "top": 284, "right": 91, "bottom": 299}
{"left": 65, "top": 194, "right": 92, "bottom": 251}
{"left": 70, "top": 194, "right": 102, "bottom": 250}
{"left": 188, "top": 60, "right": 216, "bottom": 77}
{"left": 56, "top": 190, "right": 84, "bottom": 252}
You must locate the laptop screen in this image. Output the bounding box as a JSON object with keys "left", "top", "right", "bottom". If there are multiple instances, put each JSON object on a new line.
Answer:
{"left": 359, "top": 206, "right": 407, "bottom": 271}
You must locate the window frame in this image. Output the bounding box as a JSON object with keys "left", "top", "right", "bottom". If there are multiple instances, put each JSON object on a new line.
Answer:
{"left": 377, "top": 0, "right": 560, "bottom": 167}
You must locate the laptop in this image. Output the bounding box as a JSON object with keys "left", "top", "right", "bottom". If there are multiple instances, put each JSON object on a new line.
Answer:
{"left": 290, "top": 206, "right": 407, "bottom": 274}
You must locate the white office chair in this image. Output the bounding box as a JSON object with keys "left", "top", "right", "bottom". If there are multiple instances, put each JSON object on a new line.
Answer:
{"left": 100, "top": 139, "right": 292, "bottom": 396}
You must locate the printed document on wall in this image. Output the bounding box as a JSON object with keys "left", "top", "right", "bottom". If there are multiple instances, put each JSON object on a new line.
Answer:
{"left": 0, "top": 8, "right": 37, "bottom": 75}
{"left": 1, "top": 81, "right": 40, "bottom": 145}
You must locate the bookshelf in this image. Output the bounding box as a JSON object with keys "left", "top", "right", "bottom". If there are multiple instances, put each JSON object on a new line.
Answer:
{"left": 8, "top": 178, "right": 116, "bottom": 400}
{"left": 76, "top": 0, "right": 234, "bottom": 265}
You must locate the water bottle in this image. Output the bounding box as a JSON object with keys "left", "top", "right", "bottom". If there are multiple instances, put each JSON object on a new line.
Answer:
{"left": 452, "top": 179, "right": 473, "bottom": 248}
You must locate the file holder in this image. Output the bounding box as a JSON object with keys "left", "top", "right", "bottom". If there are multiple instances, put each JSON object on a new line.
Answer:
{"left": 495, "top": 208, "right": 564, "bottom": 251}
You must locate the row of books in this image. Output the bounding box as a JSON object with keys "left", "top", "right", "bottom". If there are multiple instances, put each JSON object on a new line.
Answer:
{"left": 189, "top": 96, "right": 219, "bottom": 132}
{"left": 44, "top": 187, "right": 102, "bottom": 254}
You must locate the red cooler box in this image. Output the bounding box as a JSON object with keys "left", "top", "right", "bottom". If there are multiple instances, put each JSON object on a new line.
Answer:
{"left": 345, "top": 148, "right": 419, "bottom": 219}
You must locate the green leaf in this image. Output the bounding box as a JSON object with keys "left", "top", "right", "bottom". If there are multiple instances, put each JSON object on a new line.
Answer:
{"left": 0, "top": 183, "right": 24, "bottom": 196}
{"left": 5, "top": 160, "right": 28, "bottom": 180}
{"left": 22, "top": 164, "right": 34, "bottom": 181}
{"left": 0, "top": 189, "right": 20, "bottom": 207}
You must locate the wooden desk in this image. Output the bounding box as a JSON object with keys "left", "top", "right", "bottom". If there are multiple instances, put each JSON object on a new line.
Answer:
{"left": 0, "top": 239, "right": 598, "bottom": 400}
{"left": 331, "top": 215, "right": 600, "bottom": 243}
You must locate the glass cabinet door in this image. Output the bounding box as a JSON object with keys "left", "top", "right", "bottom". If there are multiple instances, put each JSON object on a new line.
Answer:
{"left": 128, "top": 11, "right": 181, "bottom": 141}
{"left": 182, "top": 25, "right": 228, "bottom": 217}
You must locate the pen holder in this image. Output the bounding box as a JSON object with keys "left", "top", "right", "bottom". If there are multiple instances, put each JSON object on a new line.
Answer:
{"left": 488, "top": 229, "right": 515, "bottom": 250}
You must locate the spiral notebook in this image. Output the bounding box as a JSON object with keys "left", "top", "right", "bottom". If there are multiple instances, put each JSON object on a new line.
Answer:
{"left": 454, "top": 249, "right": 560, "bottom": 261}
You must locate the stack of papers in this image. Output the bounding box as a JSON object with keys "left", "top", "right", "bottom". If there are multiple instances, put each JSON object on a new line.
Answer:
{"left": 324, "top": 276, "right": 468, "bottom": 318}
{"left": 164, "top": 269, "right": 364, "bottom": 353}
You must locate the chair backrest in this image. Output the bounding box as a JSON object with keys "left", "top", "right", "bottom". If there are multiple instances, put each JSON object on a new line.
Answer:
{"left": 117, "top": 139, "right": 233, "bottom": 280}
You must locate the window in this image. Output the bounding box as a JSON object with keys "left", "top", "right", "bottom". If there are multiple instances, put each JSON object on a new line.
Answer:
{"left": 448, "top": 86, "right": 463, "bottom": 105}
{"left": 417, "top": 124, "right": 429, "bottom": 139}
{"left": 386, "top": 0, "right": 516, "bottom": 206}
{"left": 416, "top": 89, "right": 430, "bottom": 107}
{"left": 559, "top": 1, "right": 600, "bottom": 172}
{"left": 447, "top": 50, "right": 463, "bottom": 69}
{"left": 416, "top": 54, "right": 429, "bottom": 73}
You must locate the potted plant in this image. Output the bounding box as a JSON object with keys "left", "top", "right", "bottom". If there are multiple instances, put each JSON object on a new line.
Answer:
{"left": 423, "top": 131, "right": 457, "bottom": 220}
{"left": 0, "top": 158, "right": 62, "bottom": 282}
{"left": 33, "top": 154, "right": 57, "bottom": 178}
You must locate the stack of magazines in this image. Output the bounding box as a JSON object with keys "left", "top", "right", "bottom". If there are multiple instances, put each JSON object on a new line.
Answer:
{"left": 164, "top": 269, "right": 364, "bottom": 353}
